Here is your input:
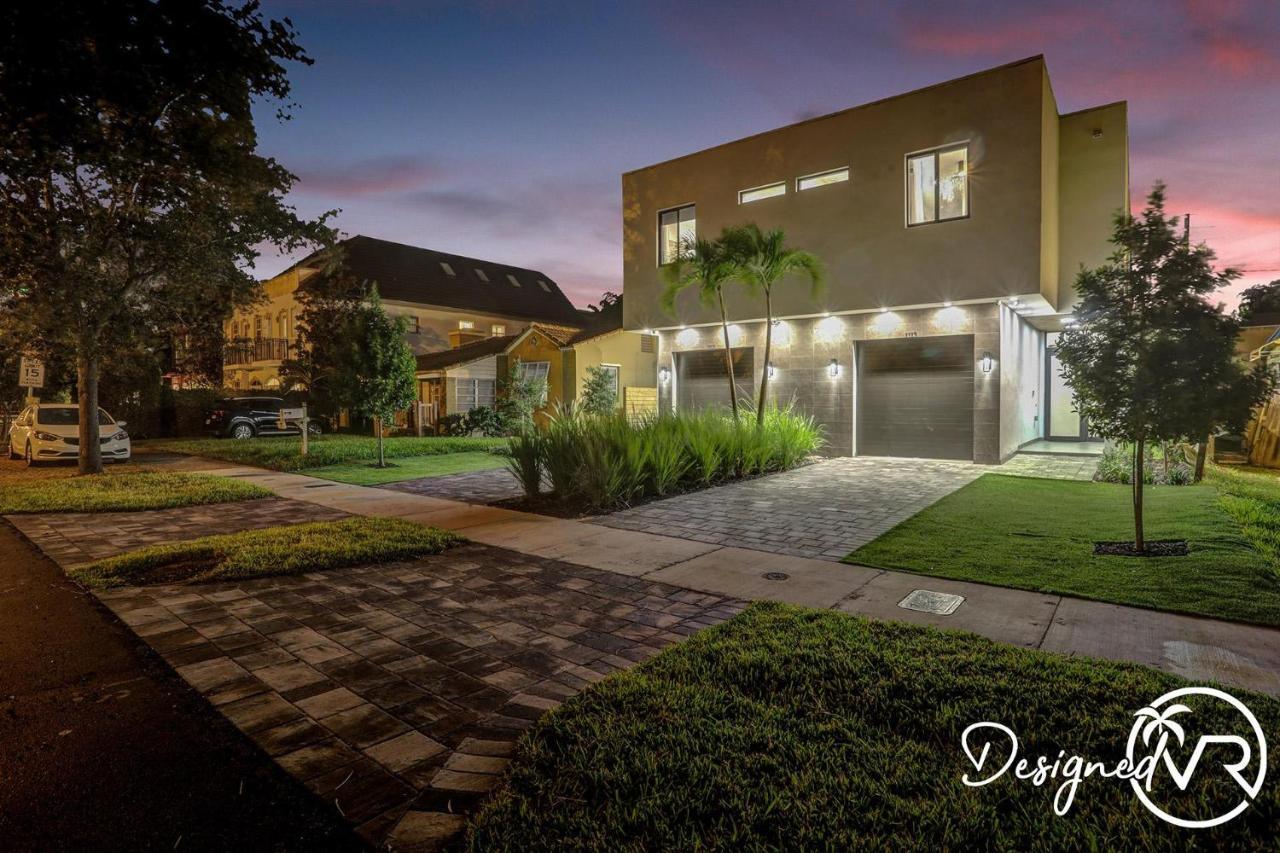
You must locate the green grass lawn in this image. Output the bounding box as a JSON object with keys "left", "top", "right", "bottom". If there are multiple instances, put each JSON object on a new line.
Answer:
{"left": 0, "top": 472, "right": 272, "bottom": 514}
{"left": 847, "top": 473, "right": 1280, "bottom": 626}
{"left": 467, "top": 602, "right": 1279, "bottom": 850}
{"left": 139, "top": 434, "right": 507, "bottom": 472}
{"left": 72, "top": 517, "right": 462, "bottom": 588}
{"left": 306, "top": 450, "right": 508, "bottom": 485}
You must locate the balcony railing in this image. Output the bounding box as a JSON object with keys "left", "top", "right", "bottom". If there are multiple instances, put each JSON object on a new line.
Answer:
{"left": 224, "top": 337, "right": 290, "bottom": 365}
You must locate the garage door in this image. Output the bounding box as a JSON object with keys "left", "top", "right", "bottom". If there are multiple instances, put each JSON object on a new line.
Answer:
{"left": 676, "top": 347, "right": 754, "bottom": 413}
{"left": 857, "top": 335, "right": 973, "bottom": 460}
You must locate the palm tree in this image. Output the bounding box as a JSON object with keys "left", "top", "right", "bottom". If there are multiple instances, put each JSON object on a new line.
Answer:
{"left": 1133, "top": 703, "right": 1190, "bottom": 791}
{"left": 660, "top": 235, "right": 743, "bottom": 423}
{"left": 723, "top": 224, "right": 824, "bottom": 426}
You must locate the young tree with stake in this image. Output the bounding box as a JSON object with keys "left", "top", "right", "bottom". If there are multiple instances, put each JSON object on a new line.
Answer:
{"left": 1055, "top": 183, "right": 1270, "bottom": 552}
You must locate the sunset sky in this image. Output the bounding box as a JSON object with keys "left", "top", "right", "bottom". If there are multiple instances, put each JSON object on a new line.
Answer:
{"left": 255, "top": 0, "right": 1280, "bottom": 308}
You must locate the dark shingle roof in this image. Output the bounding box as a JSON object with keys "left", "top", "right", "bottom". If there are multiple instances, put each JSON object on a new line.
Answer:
{"left": 299, "top": 235, "right": 582, "bottom": 325}
{"left": 415, "top": 335, "right": 515, "bottom": 372}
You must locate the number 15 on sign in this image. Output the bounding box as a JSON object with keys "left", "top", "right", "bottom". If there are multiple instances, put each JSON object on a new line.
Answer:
{"left": 19, "top": 356, "right": 44, "bottom": 389}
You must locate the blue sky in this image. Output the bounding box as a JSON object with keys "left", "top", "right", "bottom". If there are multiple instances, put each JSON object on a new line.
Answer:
{"left": 254, "top": 0, "right": 1280, "bottom": 307}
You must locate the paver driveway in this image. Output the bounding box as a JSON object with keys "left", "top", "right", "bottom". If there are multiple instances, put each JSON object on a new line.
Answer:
{"left": 592, "top": 455, "right": 1093, "bottom": 561}
{"left": 92, "top": 543, "right": 744, "bottom": 848}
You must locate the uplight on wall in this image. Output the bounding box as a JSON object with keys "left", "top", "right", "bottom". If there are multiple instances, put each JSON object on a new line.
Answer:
{"left": 815, "top": 315, "right": 845, "bottom": 343}
{"left": 658, "top": 366, "right": 671, "bottom": 384}
{"left": 980, "top": 351, "right": 994, "bottom": 374}
{"left": 828, "top": 358, "right": 841, "bottom": 378}
{"left": 933, "top": 305, "right": 967, "bottom": 334}
{"left": 676, "top": 327, "right": 699, "bottom": 348}
{"left": 871, "top": 310, "right": 902, "bottom": 337}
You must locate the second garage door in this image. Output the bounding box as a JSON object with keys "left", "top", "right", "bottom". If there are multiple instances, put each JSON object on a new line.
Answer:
{"left": 857, "top": 335, "right": 974, "bottom": 460}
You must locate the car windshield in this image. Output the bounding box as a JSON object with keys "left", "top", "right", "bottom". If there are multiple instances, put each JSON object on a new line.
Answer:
{"left": 36, "top": 407, "right": 115, "bottom": 426}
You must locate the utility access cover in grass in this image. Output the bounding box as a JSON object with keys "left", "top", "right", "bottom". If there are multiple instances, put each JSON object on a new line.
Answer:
{"left": 898, "top": 589, "right": 964, "bottom": 615}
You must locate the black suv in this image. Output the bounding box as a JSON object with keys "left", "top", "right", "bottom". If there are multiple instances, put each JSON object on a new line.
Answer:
{"left": 205, "top": 397, "right": 322, "bottom": 439}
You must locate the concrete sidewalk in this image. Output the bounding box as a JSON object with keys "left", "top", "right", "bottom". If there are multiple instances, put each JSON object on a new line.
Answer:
{"left": 154, "top": 457, "right": 1280, "bottom": 697}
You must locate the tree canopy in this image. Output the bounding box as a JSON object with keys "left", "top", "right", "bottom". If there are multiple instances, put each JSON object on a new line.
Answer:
{"left": 0, "top": 0, "right": 331, "bottom": 471}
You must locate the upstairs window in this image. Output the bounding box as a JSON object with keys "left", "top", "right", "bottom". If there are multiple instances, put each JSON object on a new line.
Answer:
{"left": 738, "top": 182, "right": 785, "bottom": 204}
{"left": 798, "top": 167, "right": 849, "bottom": 191}
{"left": 458, "top": 320, "right": 475, "bottom": 330}
{"left": 537, "top": 280, "right": 551, "bottom": 292}
{"left": 506, "top": 274, "right": 522, "bottom": 287}
{"left": 491, "top": 324, "right": 506, "bottom": 336}
{"left": 658, "top": 204, "right": 696, "bottom": 265}
{"left": 907, "top": 144, "right": 968, "bottom": 225}
{"left": 475, "top": 269, "right": 489, "bottom": 282}
{"left": 440, "top": 261, "right": 456, "bottom": 276}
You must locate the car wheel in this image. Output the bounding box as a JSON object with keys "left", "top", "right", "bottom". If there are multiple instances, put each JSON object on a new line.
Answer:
{"left": 24, "top": 442, "right": 36, "bottom": 467}
{"left": 231, "top": 423, "right": 255, "bottom": 440}
{"left": 7, "top": 442, "right": 19, "bottom": 461}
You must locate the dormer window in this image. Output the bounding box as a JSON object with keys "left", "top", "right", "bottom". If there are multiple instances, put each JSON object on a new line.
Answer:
{"left": 475, "top": 269, "right": 489, "bottom": 282}
{"left": 506, "top": 274, "right": 522, "bottom": 287}
{"left": 537, "top": 280, "right": 551, "bottom": 292}
{"left": 440, "top": 261, "right": 455, "bottom": 276}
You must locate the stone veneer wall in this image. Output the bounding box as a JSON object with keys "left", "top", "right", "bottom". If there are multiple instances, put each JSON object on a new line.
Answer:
{"left": 656, "top": 302, "right": 1002, "bottom": 463}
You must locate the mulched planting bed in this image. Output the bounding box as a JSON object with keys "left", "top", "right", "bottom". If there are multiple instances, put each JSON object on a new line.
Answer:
{"left": 1094, "top": 539, "right": 1190, "bottom": 557}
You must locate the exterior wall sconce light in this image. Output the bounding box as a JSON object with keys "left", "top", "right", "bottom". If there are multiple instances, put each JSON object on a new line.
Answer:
{"left": 658, "top": 366, "right": 671, "bottom": 384}
{"left": 828, "top": 358, "right": 841, "bottom": 378}
{"left": 767, "top": 362, "right": 777, "bottom": 380}
{"left": 980, "top": 352, "right": 994, "bottom": 374}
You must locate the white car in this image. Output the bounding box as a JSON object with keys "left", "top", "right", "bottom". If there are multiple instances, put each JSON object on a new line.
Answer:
{"left": 7, "top": 404, "right": 131, "bottom": 466}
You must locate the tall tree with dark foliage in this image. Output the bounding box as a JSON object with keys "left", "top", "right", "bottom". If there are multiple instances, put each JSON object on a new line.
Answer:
{"left": 0, "top": 0, "right": 331, "bottom": 472}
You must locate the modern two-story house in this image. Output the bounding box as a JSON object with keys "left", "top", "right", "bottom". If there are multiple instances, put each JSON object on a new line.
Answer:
{"left": 622, "top": 56, "right": 1127, "bottom": 463}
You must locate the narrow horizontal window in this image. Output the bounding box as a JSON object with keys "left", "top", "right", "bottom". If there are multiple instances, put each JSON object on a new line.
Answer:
{"left": 506, "top": 274, "right": 522, "bottom": 287}
{"left": 440, "top": 261, "right": 455, "bottom": 276}
{"left": 458, "top": 320, "right": 475, "bottom": 330}
{"left": 798, "top": 168, "right": 849, "bottom": 191}
{"left": 738, "top": 182, "right": 785, "bottom": 204}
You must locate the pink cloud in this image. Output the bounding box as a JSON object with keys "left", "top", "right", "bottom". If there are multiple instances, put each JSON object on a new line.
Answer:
{"left": 294, "top": 155, "right": 441, "bottom": 197}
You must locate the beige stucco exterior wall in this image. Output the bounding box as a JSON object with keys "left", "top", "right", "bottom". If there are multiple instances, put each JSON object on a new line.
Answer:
{"left": 565, "top": 331, "right": 659, "bottom": 410}
{"left": 1039, "top": 69, "right": 1061, "bottom": 310}
{"left": 1057, "top": 102, "right": 1129, "bottom": 313}
{"left": 623, "top": 57, "right": 1052, "bottom": 331}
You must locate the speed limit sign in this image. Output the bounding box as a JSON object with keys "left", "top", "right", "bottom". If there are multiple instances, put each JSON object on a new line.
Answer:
{"left": 19, "top": 356, "right": 44, "bottom": 389}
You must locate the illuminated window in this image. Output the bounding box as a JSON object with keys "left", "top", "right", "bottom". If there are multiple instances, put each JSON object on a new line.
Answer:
{"left": 475, "top": 269, "right": 489, "bottom": 282}
{"left": 440, "top": 261, "right": 455, "bottom": 276}
{"left": 458, "top": 320, "right": 475, "bottom": 330}
{"left": 738, "top": 182, "right": 785, "bottom": 204}
{"left": 798, "top": 168, "right": 848, "bottom": 191}
{"left": 506, "top": 274, "right": 522, "bottom": 287}
{"left": 907, "top": 144, "right": 968, "bottom": 225}
{"left": 658, "top": 204, "right": 696, "bottom": 265}
{"left": 491, "top": 324, "right": 506, "bottom": 336}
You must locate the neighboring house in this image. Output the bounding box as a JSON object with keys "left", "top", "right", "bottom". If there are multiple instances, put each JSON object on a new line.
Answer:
{"left": 415, "top": 300, "right": 658, "bottom": 428}
{"left": 223, "top": 235, "right": 582, "bottom": 392}
{"left": 622, "top": 55, "right": 1128, "bottom": 463}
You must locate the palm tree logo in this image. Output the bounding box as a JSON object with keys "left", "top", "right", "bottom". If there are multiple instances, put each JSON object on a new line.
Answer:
{"left": 1133, "top": 703, "right": 1191, "bottom": 792}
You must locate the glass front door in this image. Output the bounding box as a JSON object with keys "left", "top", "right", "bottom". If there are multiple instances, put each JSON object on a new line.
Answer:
{"left": 1046, "top": 335, "right": 1094, "bottom": 440}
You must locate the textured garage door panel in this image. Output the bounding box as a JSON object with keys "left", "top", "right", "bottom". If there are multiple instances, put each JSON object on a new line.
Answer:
{"left": 676, "top": 348, "right": 754, "bottom": 412}
{"left": 858, "top": 336, "right": 973, "bottom": 460}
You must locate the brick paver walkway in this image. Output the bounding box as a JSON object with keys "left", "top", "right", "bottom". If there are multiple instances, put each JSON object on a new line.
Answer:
{"left": 92, "top": 543, "right": 744, "bottom": 848}
{"left": 380, "top": 468, "right": 523, "bottom": 505}
{"left": 592, "top": 454, "right": 1095, "bottom": 561}
{"left": 5, "top": 497, "right": 350, "bottom": 566}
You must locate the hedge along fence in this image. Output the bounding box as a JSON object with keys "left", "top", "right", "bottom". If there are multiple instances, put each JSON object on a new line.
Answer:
{"left": 505, "top": 404, "right": 824, "bottom": 512}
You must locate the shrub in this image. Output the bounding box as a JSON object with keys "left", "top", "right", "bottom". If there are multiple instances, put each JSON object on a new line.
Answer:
{"left": 505, "top": 430, "right": 543, "bottom": 498}
{"left": 1094, "top": 442, "right": 1193, "bottom": 485}
{"left": 579, "top": 365, "right": 618, "bottom": 415}
{"left": 510, "top": 403, "right": 823, "bottom": 511}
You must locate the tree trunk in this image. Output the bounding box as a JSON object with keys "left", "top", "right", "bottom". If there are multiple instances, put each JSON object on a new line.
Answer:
{"left": 76, "top": 351, "right": 103, "bottom": 475}
{"left": 1194, "top": 436, "right": 1209, "bottom": 482}
{"left": 1132, "top": 436, "right": 1145, "bottom": 552}
{"left": 756, "top": 289, "right": 773, "bottom": 428}
{"left": 375, "top": 416, "right": 386, "bottom": 467}
{"left": 717, "top": 291, "right": 739, "bottom": 423}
